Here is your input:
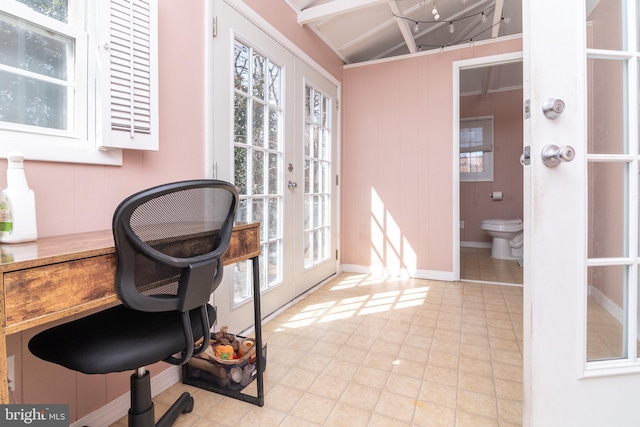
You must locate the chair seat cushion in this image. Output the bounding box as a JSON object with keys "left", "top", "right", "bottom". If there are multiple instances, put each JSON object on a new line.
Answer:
{"left": 28, "top": 304, "right": 215, "bottom": 374}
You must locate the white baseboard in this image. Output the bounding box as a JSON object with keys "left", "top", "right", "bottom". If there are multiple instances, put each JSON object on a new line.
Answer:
{"left": 587, "top": 284, "right": 640, "bottom": 342}
{"left": 71, "top": 366, "right": 180, "bottom": 427}
{"left": 588, "top": 285, "right": 624, "bottom": 325}
{"left": 341, "top": 264, "right": 455, "bottom": 281}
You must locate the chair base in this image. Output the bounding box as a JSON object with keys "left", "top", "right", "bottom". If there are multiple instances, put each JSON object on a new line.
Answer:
{"left": 129, "top": 369, "right": 194, "bottom": 427}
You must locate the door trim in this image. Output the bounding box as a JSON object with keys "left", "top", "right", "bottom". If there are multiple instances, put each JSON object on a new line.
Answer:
{"left": 204, "top": 0, "right": 342, "bottom": 177}
{"left": 452, "top": 51, "right": 524, "bottom": 281}
{"left": 208, "top": 0, "right": 343, "bottom": 275}
{"left": 222, "top": 0, "right": 340, "bottom": 87}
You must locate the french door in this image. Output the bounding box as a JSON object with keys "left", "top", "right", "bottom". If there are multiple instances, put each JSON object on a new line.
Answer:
{"left": 210, "top": 0, "right": 338, "bottom": 333}
{"left": 294, "top": 61, "right": 339, "bottom": 295}
{"left": 525, "top": 0, "right": 640, "bottom": 425}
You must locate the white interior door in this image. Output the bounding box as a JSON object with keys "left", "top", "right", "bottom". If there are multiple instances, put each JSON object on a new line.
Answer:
{"left": 292, "top": 61, "right": 339, "bottom": 296}
{"left": 209, "top": 0, "right": 338, "bottom": 333}
{"left": 524, "top": 0, "right": 640, "bottom": 425}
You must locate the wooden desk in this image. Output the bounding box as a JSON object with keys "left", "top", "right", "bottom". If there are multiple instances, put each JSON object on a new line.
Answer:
{"left": 0, "top": 223, "right": 260, "bottom": 404}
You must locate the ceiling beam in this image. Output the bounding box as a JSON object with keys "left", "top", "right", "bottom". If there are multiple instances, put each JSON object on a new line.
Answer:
{"left": 452, "top": 14, "right": 482, "bottom": 44}
{"left": 491, "top": 0, "right": 504, "bottom": 38}
{"left": 389, "top": 1, "right": 417, "bottom": 54}
{"left": 298, "top": 0, "right": 389, "bottom": 25}
{"left": 481, "top": 67, "right": 493, "bottom": 97}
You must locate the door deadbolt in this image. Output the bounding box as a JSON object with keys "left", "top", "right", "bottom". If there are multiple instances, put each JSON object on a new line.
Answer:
{"left": 541, "top": 145, "right": 575, "bottom": 167}
{"left": 542, "top": 99, "right": 565, "bottom": 120}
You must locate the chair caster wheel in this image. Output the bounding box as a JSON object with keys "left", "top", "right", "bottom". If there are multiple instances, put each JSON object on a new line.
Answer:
{"left": 183, "top": 396, "right": 194, "bottom": 413}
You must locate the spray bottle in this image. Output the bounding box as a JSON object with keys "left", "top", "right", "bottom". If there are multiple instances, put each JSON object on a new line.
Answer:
{"left": 0, "top": 151, "right": 37, "bottom": 243}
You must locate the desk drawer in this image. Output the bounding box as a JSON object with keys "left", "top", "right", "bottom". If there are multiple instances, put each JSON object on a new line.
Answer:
{"left": 223, "top": 225, "right": 260, "bottom": 265}
{"left": 4, "top": 254, "right": 116, "bottom": 328}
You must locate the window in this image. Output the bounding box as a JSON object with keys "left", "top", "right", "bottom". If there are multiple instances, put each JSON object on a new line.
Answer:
{"left": 459, "top": 116, "right": 493, "bottom": 182}
{"left": 0, "top": 0, "right": 157, "bottom": 165}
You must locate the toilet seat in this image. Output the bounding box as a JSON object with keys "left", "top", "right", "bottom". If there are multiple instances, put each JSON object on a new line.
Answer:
{"left": 480, "top": 219, "right": 523, "bottom": 233}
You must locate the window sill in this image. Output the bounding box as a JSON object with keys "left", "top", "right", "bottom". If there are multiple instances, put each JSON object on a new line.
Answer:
{"left": 0, "top": 132, "right": 123, "bottom": 166}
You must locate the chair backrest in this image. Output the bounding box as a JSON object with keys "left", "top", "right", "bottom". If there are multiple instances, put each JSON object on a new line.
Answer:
{"left": 112, "top": 180, "right": 238, "bottom": 314}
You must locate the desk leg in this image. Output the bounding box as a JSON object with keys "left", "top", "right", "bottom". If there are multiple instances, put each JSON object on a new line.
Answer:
{"left": 0, "top": 330, "right": 8, "bottom": 404}
{"left": 182, "top": 256, "right": 265, "bottom": 406}
{"left": 252, "top": 255, "right": 264, "bottom": 406}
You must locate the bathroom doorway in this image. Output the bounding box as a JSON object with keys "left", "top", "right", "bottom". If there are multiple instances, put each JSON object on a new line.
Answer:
{"left": 453, "top": 53, "right": 524, "bottom": 285}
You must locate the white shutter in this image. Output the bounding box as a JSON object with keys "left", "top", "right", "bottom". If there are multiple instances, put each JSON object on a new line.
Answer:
{"left": 99, "top": 0, "right": 158, "bottom": 150}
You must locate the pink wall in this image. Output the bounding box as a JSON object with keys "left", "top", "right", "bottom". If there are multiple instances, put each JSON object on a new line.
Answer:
{"left": 3, "top": 2, "right": 208, "bottom": 238}
{"left": 9, "top": 0, "right": 344, "bottom": 422}
{"left": 341, "top": 38, "right": 523, "bottom": 275}
{"left": 10, "top": 1, "right": 209, "bottom": 420}
{"left": 460, "top": 90, "right": 524, "bottom": 244}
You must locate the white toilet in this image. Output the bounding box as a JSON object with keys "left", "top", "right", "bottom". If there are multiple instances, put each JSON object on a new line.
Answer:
{"left": 481, "top": 219, "right": 523, "bottom": 260}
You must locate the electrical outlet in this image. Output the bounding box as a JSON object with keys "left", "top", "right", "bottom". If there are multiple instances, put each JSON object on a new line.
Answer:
{"left": 7, "top": 354, "right": 14, "bottom": 392}
{"left": 460, "top": 221, "right": 465, "bottom": 229}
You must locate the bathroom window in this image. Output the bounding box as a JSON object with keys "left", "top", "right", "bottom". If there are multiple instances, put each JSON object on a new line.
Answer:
{"left": 460, "top": 116, "right": 494, "bottom": 182}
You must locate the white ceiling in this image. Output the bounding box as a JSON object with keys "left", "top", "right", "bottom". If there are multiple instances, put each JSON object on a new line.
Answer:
{"left": 285, "top": 0, "right": 523, "bottom": 95}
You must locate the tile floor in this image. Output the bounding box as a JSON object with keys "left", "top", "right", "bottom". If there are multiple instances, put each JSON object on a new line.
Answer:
{"left": 460, "top": 248, "right": 523, "bottom": 285}
{"left": 112, "top": 254, "right": 524, "bottom": 427}
{"left": 586, "top": 296, "right": 624, "bottom": 361}
{"left": 586, "top": 294, "right": 640, "bottom": 362}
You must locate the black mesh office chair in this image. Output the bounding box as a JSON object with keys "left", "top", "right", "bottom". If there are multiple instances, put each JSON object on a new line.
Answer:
{"left": 29, "top": 180, "right": 238, "bottom": 427}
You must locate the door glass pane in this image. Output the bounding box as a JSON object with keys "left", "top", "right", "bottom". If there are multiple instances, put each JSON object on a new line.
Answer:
{"left": 252, "top": 54, "right": 265, "bottom": 99}
{"left": 587, "top": 265, "right": 628, "bottom": 361}
{"left": 303, "top": 84, "right": 332, "bottom": 269}
{"left": 268, "top": 62, "right": 280, "bottom": 106}
{"left": 268, "top": 107, "right": 279, "bottom": 150}
{"left": 234, "top": 146, "right": 247, "bottom": 194}
{"left": 234, "top": 43, "right": 249, "bottom": 92}
{"left": 587, "top": 58, "right": 628, "bottom": 154}
{"left": 268, "top": 152, "right": 279, "bottom": 194}
{"left": 586, "top": 0, "right": 625, "bottom": 50}
{"left": 588, "top": 162, "right": 629, "bottom": 258}
{"left": 252, "top": 102, "right": 265, "bottom": 146}
{"left": 233, "top": 39, "right": 283, "bottom": 304}
{"left": 252, "top": 150, "right": 264, "bottom": 194}
{"left": 267, "top": 241, "right": 280, "bottom": 284}
{"left": 268, "top": 197, "right": 279, "bottom": 240}
{"left": 234, "top": 95, "right": 248, "bottom": 144}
